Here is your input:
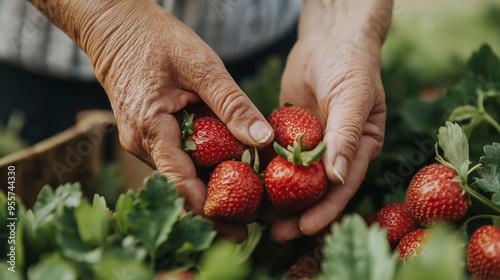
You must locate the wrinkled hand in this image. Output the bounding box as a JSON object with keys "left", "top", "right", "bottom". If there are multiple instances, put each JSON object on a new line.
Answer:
{"left": 29, "top": 0, "right": 274, "bottom": 241}
{"left": 270, "top": 0, "right": 392, "bottom": 242}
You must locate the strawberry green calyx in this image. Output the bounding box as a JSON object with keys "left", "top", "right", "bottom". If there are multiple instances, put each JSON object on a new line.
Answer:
{"left": 273, "top": 134, "right": 326, "bottom": 166}
{"left": 241, "top": 148, "right": 260, "bottom": 175}
{"left": 180, "top": 110, "right": 196, "bottom": 152}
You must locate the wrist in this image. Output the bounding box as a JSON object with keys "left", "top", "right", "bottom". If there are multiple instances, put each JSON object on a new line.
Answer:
{"left": 298, "top": 0, "right": 393, "bottom": 48}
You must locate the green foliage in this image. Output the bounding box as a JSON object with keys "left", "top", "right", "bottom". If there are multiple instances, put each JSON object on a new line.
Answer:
{"left": 0, "top": 111, "right": 29, "bottom": 157}
{"left": 436, "top": 121, "right": 471, "bottom": 180}
{"left": 239, "top": 55, "right": 283, "bottom": 117}
{"left": 475, "top": 143, "right": 500, "bottom": 206}
{"left": 0, "top": 171, "right": 216, "bottom": 279}
{"left": 318, "top": 214, "right": 399, "bottom": 280}
{"left": 196, "top": 239, "right": 251, "bottom": 280}
{"left": 317, "top": 215, "right": 472, "bottom": 280}
{"left": 394, "top": 227, "right": 469, "bottom": 280}
{"left": 126, "top": 172, "right": 185, "bottom": 264}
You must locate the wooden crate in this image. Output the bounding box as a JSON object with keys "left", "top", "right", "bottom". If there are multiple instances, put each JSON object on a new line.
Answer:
{"left": 0, "top": 110, "right": 153, "bottom": 208}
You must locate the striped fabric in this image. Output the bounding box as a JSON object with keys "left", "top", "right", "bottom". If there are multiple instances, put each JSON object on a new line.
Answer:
{"left": 0, "top": 0, "right": 302, "bottom": 80}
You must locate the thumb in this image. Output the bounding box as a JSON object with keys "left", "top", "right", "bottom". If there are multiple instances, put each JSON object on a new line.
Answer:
{"left": 322, "top": 86, "right": 374, "bottom": 185}
{"left": 184, "top": 54, "right": 274, "bottom": 147}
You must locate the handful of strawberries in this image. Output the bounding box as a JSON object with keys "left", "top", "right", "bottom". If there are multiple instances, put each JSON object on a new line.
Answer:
{"left": 179, "top": 103, "right": 327, "bottom": 222}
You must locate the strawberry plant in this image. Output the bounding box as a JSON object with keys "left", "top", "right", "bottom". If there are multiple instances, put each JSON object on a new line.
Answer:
{"left": 0, "top": 172, "right": 217, "bottom": 279}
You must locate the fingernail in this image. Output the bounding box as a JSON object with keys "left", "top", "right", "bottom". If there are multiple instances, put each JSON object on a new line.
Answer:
{"left": 333, "top": 156, "right": 348, "bottom": 184}
{"left": 249, "top": 121, "right": 272, "bottom": 144}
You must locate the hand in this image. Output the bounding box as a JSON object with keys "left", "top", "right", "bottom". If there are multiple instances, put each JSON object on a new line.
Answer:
{"left": 29, "top": 0, "right": 274, "bottom": 242}
{"left": 270, "top": 0, "right": 392, "bottom": 242}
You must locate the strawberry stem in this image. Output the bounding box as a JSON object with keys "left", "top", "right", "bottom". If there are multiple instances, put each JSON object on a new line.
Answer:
{"left": 458, "top": 214, "right": 500, "bottom": 233}
{"left": 462, "top": 182, "right": 500, "bottom": 215}
{"left": 476, "top": 89, "right": 500, "bottom": 134}
{"left": 467, "top": 163, "right": 482, "bottom": 176}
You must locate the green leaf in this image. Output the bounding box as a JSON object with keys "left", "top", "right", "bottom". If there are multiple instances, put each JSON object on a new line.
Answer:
{"left": 475, "top": 143, "right": 500, "bottom": 199}
{"left": 114, "top": 191, "right": 135, "bottom": 235}
{"left": 196, "top": 240, "right": 251, "bottom": 280}
{"left": 468, "top": 44, "right": 500, "bottom": 89}
{"left": 394, "top": 226, "right": 468, "bottom": 280}
{"left": 317, "top": 214, "right": 398, "bottom": 280}
{"left": 156, "top": 213, "right": 216, "bottom": 267}
{"left": 437, "top": 121, "right": 470, "bottom": 177}
{"left": 127, "top": 172, "right": 184, "bottom": 262}
{"left": 74, "top": 195, "right": 111, "bottom": 246}
{"left": 32, "top": 183, "right": 81, "bottom": 229}
{"left": 91, "top": 237, "right": 152, "bottom": 280}
{"left": 0, "top": 263, "right": 22, "bottom": 280}
{"left": 27, "top": 252, "right": 78, "bottom": 280}
{"left": 232, "top": 223, "right": 264, "bottom": 265}
{"left": 448, "top": 105, "right": 480, "bottom": 122}
{"left": 58, "top": 206, "right": 102, "bottom": 263}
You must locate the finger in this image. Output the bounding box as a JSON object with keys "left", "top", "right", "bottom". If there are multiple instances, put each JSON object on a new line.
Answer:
{"left": 183, "top": 52, "right": 274, "bottom": 147}
{"left": 298, "top": 135, "right": 379, "bottom": 236}
{"left": 321, "top": 76, "right": 377, "bottom": 184}
{"left": 270, "top": 214, "right": 303, "bottom": 243}
{"left": 145, "top": 113, "right": 207, "bottom": 214}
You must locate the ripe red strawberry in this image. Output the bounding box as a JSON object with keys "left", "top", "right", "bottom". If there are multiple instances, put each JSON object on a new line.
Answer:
{"left": 264, "top": 137, "right": 327, "bottom": 215}
{"left": 376, "top": 203, "right": 420, "bottom": 246}
{"left": 203, "top": 151, "right": 263, "bottom": 221}
{"left": 288, "top": 254, "right": 321, "bottom": 280}
{"left": 268, "top": 104, "right": 322, "bottom": 151}
{"left": 397, "top": 228, "right": 428, "bottom": 262}
{"left": 183, "top": 116, "right": 247, "bottom": 167}
{"left": 467, "top": 225, "right": 500, "bottom": 280}
{"left": 405, "top": 164, "right": 469, "bottom": 225}
{"left": 155, "top": 270, "right": 193, "bottom": 280}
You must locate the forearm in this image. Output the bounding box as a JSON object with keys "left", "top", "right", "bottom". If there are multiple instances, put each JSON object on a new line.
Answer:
{"left": 298, "top": 0, "right": 393, "bottom": 46}
{"left": 27, "top": 0, "right": 151, "bottom": 76}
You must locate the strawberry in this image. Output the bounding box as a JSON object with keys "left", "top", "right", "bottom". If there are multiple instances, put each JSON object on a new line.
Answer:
{"left": 264, "top": 136, "right": 327, "bottom": 215}
{"left": 268, "top": 104, "right": 322, "bottom": 151}
{"left": 405, "top": 164, "right": 469, "bottom": 225}
{"left": 203, "top": 150, "right": 263, "bottom": 222}
{"left": 376, "top": 203, "right": 420, "bottom": 246}
{"left": 155, "top": 270, "right": 193, "bottom": 280}
{"left": 181, "top": 115, "right": 247, "bottom": 167}
{"left": 397, "top": 228, "right": 428, "bottom": 262}
{"left": 288, "top": 254, "right": 321, "bottom": 280}
{"left": 467, "top": 225, "right": 500, "bottom": 280}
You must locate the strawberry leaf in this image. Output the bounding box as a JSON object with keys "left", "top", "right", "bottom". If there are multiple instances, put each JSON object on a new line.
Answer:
{"left": 74, "top": 194, "right": 111, "bottom": 246}
{"left": 437, "top": 121, "right": 470, "bottom": 179}
{"left": 114, "top": 191, "right": 135, "bottom": 235}
{"left": 127, "top": 172, "right": 184, "bottom": 264}
{"left": 475, "top": 143, "right": 500, "bottom": 205}
{"left": 318, "top": 214, "right": 398, "bottom": 280}
{"left": 156, "top": 213, "right": 216, "bottom": 268}
{"left": 32, "top": 183, "right": 81, "bottom": 230}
